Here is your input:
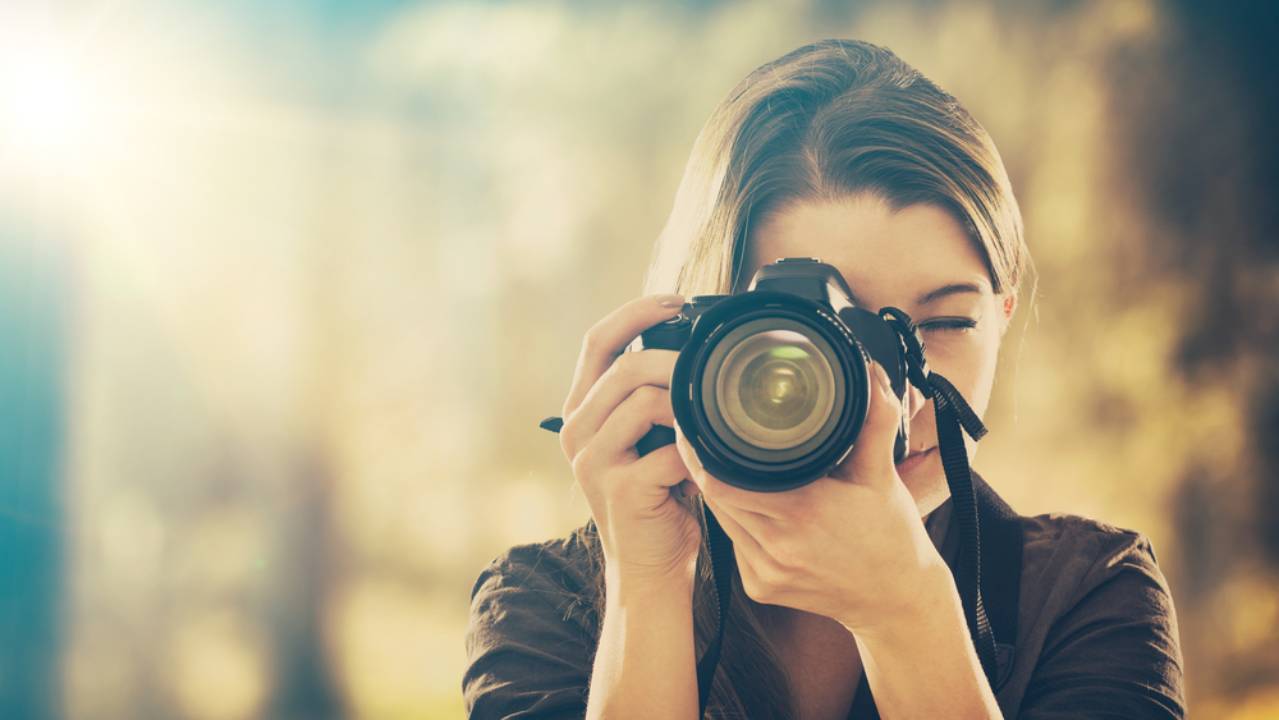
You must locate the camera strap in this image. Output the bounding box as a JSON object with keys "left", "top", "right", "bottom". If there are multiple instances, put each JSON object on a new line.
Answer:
{"left": 693, "top": 375, "right": 999, "bottom": 718}
{"left": 924, "top": 372, "right": 999, "bottom": 680}
{"left": 882, "top": 306, "right": 1000, "bottom": 682}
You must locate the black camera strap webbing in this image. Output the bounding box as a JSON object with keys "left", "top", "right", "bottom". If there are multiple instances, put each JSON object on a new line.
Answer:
{"left": 928, "top": 372, "right": 999, "bottom": 681}
{"left": 696, "top": 502, "right": 734, "bottom": 718}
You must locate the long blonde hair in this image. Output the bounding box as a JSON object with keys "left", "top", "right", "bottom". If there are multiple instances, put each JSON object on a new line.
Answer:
{"left": 645, "top": 38, "right": 1028, "bottom": 300}
{"left": 591, "top": 38, "right": 1031, "bottom": 718}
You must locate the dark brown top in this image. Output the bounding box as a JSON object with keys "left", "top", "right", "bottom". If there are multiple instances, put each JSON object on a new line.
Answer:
{"left": 463, "top": 486, "right": 1186, "bottom": 719}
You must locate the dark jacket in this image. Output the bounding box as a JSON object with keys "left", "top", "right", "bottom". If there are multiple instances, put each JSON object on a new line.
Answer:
{"left": 463, "top": 474, "right": 1186, "bottom": 718}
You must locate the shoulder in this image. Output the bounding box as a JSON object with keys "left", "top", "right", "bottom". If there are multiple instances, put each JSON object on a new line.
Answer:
{"left": 1020, "top": 512, "right": 1163, "bottom": 574}
{"left": 1011, "top": 512, "right": 1185, "bottom": 717}
{"left": 468, "top": 521, "right": 603, "bottom": 640}
{"left": 463, "top": 522, "right": 604, "bottom": 717}
{"left": 1018, "top": 512, "right": 1170, "bottom": 616}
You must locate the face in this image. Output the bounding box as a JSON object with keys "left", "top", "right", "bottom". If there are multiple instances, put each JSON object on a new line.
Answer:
{"left": 746, "top": 193, "right": 1015, "bottom": 516}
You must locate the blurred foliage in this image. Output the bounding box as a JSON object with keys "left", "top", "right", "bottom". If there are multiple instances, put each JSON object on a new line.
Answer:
{"left": 0, "top": 0, "right": 1276, "bottom": 718}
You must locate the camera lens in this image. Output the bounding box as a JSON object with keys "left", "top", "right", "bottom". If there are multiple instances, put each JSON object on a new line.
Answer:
{"left": 699, "top": 317, "right": 845, "bottom": 463}
{"left": 664, "top": 281, "right": 880, "bottom": 491}
{"left": 718, "top": 329, "right": 835, "bottom": 449}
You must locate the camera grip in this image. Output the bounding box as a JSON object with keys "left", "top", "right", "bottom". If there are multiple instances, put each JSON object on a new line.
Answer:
{"left": 636, "top": 424, "right": 676, "bottom": 457}
{"left": 633, "top": 311, "right": 688, "bottom": 458}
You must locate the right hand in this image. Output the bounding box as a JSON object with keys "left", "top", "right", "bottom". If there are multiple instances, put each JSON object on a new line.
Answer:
{"left": 558, "top": 294, "right": 703, "bottom": 592}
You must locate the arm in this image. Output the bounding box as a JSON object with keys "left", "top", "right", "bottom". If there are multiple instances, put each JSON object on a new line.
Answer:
{"left": 463, "top": 548, "right": 596, "bottom": 720}
{"left": 554, "top": 293, "right": 707, "bottom": 718}
{"left": 1018, "top": 533, "right": 1185, "bottom": 719}
{"left": 585, "top": 569, "right": 698, "bottom": 720}
{"left": 464, "top": 544, "right": 700, "bottom": 720}
{"left": 850, "top": 562, "right": 1002, "bottom": 719}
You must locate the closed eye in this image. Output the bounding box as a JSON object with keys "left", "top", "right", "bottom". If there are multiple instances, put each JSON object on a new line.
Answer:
{"left": 918, "top": 317, "right": 977, "bottom": 333}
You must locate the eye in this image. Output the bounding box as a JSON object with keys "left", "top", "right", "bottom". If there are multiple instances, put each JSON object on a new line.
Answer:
{"left": 918, "top": 317, "right": 977, "bottom": 334}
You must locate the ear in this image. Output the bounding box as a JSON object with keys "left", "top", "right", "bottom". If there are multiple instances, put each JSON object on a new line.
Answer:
{"left": 998, "top": 292, "right": 1017, "bottom": 337}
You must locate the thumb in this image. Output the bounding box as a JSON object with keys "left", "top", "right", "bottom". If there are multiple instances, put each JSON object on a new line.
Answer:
{"left": 835, "top": 360, "right": 902, "bottom": 484}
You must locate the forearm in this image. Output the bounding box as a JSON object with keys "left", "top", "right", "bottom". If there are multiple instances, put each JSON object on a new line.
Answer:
{"left": 586, "top": 570, "right": 698, "bottom": 720}
{"left": 849, "top": 566, "right": 1003, "bottom": 719}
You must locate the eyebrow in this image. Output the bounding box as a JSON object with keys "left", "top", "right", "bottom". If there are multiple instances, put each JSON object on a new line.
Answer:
{"left": 915, "top": 282, "right": 986, "bottom": 305}
{"left": 835, "top": 281, "right": 986, "bottom": 309}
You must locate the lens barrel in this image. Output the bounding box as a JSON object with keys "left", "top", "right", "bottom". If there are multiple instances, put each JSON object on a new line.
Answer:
{"left": 670, "top": 291, "right": 870, "bottom": 491}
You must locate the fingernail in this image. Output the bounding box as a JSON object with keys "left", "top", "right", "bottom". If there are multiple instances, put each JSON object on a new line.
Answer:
{"left": 655, "top": 294, "right": 684, "bottom": 308}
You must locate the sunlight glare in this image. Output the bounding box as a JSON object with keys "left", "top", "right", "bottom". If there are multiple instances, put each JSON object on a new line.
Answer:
{"left": 0, "top": 38, "right": 102, "bottom": 173}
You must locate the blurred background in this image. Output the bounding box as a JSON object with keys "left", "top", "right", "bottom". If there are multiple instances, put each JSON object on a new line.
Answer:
{"left": 1, "top": 0, "right": 1276, "bottom": 718}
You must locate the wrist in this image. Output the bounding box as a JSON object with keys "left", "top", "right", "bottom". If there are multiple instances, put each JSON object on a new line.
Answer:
{"left": 604, "top": 563, "right": 696, "bottom": 610}
{"left": 844, "top": 564, "right": 1001, "bottom": 718}
{"left": 591, "top": 562, "right": 699, "bottom": 720}
{"left": 840, "top": 559, "right": 958, "bottom": 642}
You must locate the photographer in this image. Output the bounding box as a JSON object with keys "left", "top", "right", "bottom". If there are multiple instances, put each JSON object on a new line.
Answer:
{"left": 463, "top": 39, "right": 1184, "bottom": 719}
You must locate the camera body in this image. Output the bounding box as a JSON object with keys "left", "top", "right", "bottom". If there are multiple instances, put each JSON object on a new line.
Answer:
{"left": 636, "top": 257, "right": 914, "bottom": 492}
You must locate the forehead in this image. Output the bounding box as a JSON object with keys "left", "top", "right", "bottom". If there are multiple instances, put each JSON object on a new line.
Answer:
{"left": 747, "top": 194, "right": 992, "bottom": 305}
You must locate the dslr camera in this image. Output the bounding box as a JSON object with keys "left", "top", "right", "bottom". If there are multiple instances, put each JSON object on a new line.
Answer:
{"left": 635, "top": 257, "right": 926, "bottom": 492}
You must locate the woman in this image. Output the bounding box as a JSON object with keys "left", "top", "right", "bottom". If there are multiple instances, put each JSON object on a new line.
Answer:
{"left": 463, "top": 39, "right": 1185, "bottom": 719}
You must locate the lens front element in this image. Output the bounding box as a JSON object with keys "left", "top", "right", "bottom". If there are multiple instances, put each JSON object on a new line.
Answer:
{"left": 718, "top": 330, "right": 836, "bottom": 449}
{"left": 700, "top": 317, "right": 846, "bottom": 465}
{"left": 667, "top": 288, "right": 874, "bottom": 491}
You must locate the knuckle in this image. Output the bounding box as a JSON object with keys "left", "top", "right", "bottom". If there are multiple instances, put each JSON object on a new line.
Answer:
{"left": 775, "top": 492, "right": 808, "bottom": 519}
{"left": 632, "top": 384, "right": 663, "bottom": 410}
{"left": 596, "top": 354, "right": 628, "bottom": 390}
{"left": 769, "top": 536, "right": 800, "bottom": 569}
{"left": 755, "top": 559, "right": 787, "bottom": 592}
{"left": 738, "top": 565, "right": 765, "bottom": 602}
{"left": 570, "top": 444, "right": 595, "bottom": 480}
{"left": 751, "top": 519, "right": 776, "bottom": 546}
{"left": 582, "top": 325, "right": 609, "bottom": 357}
{"left": 558, "top": 419, "right": 579, "bottom": 460}
{"left": 743, "top": 573, "right": 776, "bottom": 604}
{"left": 615, "top": 351, "right": 643, "bottom": 385}
{"left": 648, "top": 386, "right": 672, "bottom": 414}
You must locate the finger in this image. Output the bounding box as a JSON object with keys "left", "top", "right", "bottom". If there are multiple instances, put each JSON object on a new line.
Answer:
{"left": 674, "top": 428, "right": 792, "bottom": 521}
{"left": 627, "top": 443, "right": 692, "bottom": 490}
{"left": 833, "top": 360, "right": 902, "bottom": 485}
{"left": 560, "top": 349, "right": 678, "bottom": 460}
{"left": 703, "top": 495, "right": 784, "bottom": 603}
{"left": 672, "top": 421, "right": 705, "bottom": 476}
{"left": 572, "top": 432, "right": 688, "bottom": 510}
{"left": 590, "top": 385, "right": 675, "bottom": 463}
{"left": 702, "top": 494, "right": 770, "bottom": 559}
{"left": 562, "top": 294, "right": 685, "bottom": 417}
{"left": 652, "top": 420, "right": 698, "bottom": 499}
{"left": 703, "top": 489, "right": 780, "bottom": 544}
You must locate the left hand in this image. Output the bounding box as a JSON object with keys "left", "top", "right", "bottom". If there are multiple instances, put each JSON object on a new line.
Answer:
{"left": 674, "top": 360, "right": 952, "bottom": 635}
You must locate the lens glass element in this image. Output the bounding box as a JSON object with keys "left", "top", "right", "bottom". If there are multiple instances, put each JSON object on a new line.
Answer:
{"left": 715, "top": 329, "right": 837, "bottom": 450}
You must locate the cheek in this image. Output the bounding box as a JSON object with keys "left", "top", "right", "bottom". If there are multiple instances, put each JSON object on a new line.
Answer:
{"left": 918, "top": 328, "right": 1001, "bottom": 418}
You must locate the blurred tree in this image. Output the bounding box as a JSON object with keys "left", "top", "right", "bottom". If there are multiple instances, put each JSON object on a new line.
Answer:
{"left": 0, "top": 218, "right": 68, "bottom": 718}
{"left": 1109, "top": 0, "right": 1279, "bottom": 704}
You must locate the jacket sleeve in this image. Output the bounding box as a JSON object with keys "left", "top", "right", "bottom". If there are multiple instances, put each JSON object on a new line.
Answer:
{"left": 463, "top": 542, "right": 598, "bottom": 720}
{"left": 1018, "top": 532, "right": 1186, "bottom": 719}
